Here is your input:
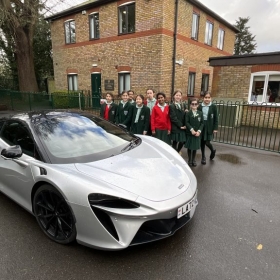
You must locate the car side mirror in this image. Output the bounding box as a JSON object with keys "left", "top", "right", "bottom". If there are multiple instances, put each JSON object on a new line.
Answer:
{"left": 1, "top": 145, "right": 23, "bottom": 159}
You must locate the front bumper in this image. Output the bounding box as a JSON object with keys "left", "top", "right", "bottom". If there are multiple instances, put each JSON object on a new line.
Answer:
{"left": 70, "top": 190, "right": 198, "bottom": 250}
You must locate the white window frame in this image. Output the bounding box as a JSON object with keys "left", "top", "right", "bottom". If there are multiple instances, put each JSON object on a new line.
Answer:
{"left": 187, "top": 72, "right": 196, "bottom": 96}
{"left": 191, "top": 13, "right": 199, "bottom": 40}
{"left": 118, "top": 72, "right": 131, "bottom": 94}
{"left": 89, "top": 12, "right": 99, "bottom": 40}
{"left": 118, "top": 2, "right": 135, "bottom": 34}
{"left": 201, "top": 74, "right": 209, "bottom": 95}
{"left": 205, "top": 21, "right": 213, "bottom": 46}
{"left": 64, "top": 19, "right": 76, "bottom": 44}
{"left": 248, "top": 71, "right": 280, "bottom": 105}
{"left": 217, "top": 28, "right": 225, "bottom": 50}
{"left": 68, "top": 74, "right": 78, "bottom": 91}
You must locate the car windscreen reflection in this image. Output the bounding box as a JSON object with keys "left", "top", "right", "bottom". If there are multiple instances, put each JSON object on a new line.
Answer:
{"left": 35, "top": 113, "right": 138, "bottom": 164}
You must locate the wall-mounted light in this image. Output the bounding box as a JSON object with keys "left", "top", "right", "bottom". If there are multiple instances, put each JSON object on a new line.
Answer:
{"left": 176, "top": 59, "right": 184, "bottom": 66}
{"left": 92, "top": 63, "right": 97, "bottom": 67}
{"left": 82, "top": 10, "right": 86, "bottom": 15}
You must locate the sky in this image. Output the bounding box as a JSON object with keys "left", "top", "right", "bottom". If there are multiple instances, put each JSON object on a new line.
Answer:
{"left": 199, "top": 0, "right": 280, "bottom": 53}
{"left": 48, "top": 0, "right": 280, "bottom": 54}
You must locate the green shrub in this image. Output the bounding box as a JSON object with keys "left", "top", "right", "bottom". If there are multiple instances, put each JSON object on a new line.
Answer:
{"left": 51, "top": 91, "right": 84, "bottom": 109}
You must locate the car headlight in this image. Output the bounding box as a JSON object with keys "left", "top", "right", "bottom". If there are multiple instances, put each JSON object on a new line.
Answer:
{"left": 88, "top": 194, "right": 140, "bottom": 209}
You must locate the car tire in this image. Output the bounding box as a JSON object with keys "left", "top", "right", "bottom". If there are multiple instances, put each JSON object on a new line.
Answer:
{"left": 33, "top": 184, "right": 77, "bottom": 244}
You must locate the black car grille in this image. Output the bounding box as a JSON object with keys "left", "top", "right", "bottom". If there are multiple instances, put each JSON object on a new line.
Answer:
{"left": 130, "top": 213, "right": 191, "bottom": 246}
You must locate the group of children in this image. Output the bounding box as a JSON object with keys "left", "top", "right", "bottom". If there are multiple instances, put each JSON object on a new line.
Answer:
{"left": 100, "top": 89, "right": 218, "bottom": 166}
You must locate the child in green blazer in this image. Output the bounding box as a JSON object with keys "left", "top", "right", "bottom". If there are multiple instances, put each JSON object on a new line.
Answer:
{"left": 184, "top": 98, "right": 204, "bottom": 166}
{"left": 100, "top": 92, "right": 118, "bottom": 123}
{"left": 169, "top": 90, "right": 187, "bottom": 153}
{"left": 116, "top": 91, "right": 133, "bottom": 130}
{"left": 130, "top": 95, "right": 150, "bottom": 135}
{"left": 197, "top": 92, "right": 218, "bottom": 165}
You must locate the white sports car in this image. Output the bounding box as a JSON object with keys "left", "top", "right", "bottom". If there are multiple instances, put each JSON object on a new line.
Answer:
{"left": 0, "top": 110, "right": 198, "bottom": 250}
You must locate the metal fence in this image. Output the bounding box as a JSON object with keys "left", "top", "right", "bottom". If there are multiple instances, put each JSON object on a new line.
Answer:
{"left": 212, "top": 100, "right": 280, "bottom": 153}
{"left": 0, "top": 89, "right": 279, "bottom": 153}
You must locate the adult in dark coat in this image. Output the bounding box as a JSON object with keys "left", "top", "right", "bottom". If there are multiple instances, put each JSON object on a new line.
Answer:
{"left": 100, "top": 92, "right": 118, "bottom": 123}
{"left": 130, "top": 94, "right": 150, "bottom": 135}
{"left": 169, "top": 90, "right": 187, "bottom": 153}
{"left": 197, "top": 92, "right": 218, "bottom": 165}
{"left": 184, "top": 99, "right": 204, "bottom": 166}
{"left": 116, "top": 91, "right": 133, "bottom": 130}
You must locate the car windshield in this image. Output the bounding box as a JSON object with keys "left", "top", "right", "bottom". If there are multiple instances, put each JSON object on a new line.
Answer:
{"left": 35, "top": 112, "right": 138, "bottom": 163}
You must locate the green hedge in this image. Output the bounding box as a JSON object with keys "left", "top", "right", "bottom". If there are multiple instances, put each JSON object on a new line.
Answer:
{"left": 51, "top": 91, "right": 84, "bottom": 109}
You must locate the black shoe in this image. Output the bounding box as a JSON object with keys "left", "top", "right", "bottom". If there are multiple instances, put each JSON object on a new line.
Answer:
{"left": 201, "top": 157, "right": 206, "bottom": 165}
{"left": 192, "top": 160, "right": 197, "bottom": 167}
{"left": 210, "top": 149, "right": 216, "bottom": 160}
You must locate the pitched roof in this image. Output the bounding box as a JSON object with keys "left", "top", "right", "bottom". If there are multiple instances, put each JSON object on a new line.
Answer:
{"left": 45, "top": 0, "right": 238, "bottom": 33}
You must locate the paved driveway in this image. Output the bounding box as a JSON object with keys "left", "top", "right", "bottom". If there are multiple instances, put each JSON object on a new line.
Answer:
{"left": 0, "top": 126, "right": 279, "bottom": 279}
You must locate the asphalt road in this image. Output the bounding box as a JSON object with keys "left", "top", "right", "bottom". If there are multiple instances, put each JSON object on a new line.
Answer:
{"left": 0, "top": 143, "right": 280, "bottom": 280}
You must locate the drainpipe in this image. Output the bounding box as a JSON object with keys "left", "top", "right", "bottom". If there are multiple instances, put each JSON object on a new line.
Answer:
{"left": 171, "top": 0, "right": 179, "bottom": 95}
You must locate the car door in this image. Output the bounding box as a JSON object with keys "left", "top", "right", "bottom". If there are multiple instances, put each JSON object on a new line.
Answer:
{"left": 0, "top": 120, "right": 36, "bottom": 212}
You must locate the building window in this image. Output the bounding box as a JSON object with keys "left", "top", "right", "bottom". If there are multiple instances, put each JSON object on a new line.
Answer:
{"left": 89, "top": 13, "right": 99, "bottom": 39}
{"left": 205, "top": 21, "right": 213, "bottom": 45}
{"left": 118, "top": 3, "right": 135, "bottom": 34}
{"left": 217, "top": 28, "right": 225, "bottom": 50}
{"left": 187, "top": 72, "right": 196, "bottom": 96}
{"left": 65, "top": 20, "right": 76, "bottom": 44}
{"left": 249, "top": 72, "right": 280, "bottom": 103}
{"left": 68, "top": 74, "right": 78, "bottom": 91}
{"left": 119, "top": 73, "right": 130, "bottom": 93}
{"left": 191, "top": 13, "right": 199, "bottom": 40}
{"left": 201, "top": 74, "right": 209, "bottom": 95}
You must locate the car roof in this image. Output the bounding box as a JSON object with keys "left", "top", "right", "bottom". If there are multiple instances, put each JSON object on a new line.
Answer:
{"left": 1, "top": 110, "right": 96, "bottom": 123}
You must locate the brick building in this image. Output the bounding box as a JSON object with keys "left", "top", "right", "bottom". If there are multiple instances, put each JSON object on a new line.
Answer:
{"left": 209, "top": 52, "right": 280, "bottom": 103}
{"left": 208, "top": 52, "right": 280, "bottom": 130}
{"left": 46, "top": 0, "right": 238, "bottom": 99}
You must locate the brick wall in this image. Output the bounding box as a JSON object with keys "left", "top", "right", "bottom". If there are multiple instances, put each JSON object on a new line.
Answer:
{"left": 50, "top": 0, "right": 236, "bottom": 98}
{"left": 212, "top": 65, "right": 252, "bottom": 99}
{"left": 242, "top": 106, "right": 280, "bottom": 129}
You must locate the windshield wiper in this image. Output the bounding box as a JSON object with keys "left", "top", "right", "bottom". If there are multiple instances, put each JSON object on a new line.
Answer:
{"left": 121, "top": 138, "right": 141, "bottom": 153}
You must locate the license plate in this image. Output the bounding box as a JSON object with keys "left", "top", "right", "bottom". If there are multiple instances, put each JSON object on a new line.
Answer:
{"left": 177, "top": 198, "right": 195, "bottom": 219}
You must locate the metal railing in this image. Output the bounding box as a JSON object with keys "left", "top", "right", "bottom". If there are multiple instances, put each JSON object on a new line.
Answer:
{"left": 0, "top": 90, "right": 279, "bottom": 153}
{"left": 212, "top": 100, "right": 280, "bottom": 153}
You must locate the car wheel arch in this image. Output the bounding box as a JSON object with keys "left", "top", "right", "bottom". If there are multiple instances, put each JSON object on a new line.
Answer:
{"left": 32, "top": 182, "right": 77, "bottom": 244}
{"left": 31, "top": 181, "right": 75, "bottom": 224}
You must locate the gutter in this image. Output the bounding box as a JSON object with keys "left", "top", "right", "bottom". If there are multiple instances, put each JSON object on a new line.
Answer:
{"left": 171, "top": 0, "right": 179, "bottom": 95}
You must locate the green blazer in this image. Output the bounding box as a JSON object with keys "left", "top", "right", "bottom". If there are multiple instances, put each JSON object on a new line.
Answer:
{"left": 130, "top": 105, "right": 150, "bottom": 134}
{"left": 169, "top": 103, "right": 186, "bottom": 133}
{"left": 197, "top": 103, "right": 218, "bottom": 133}
{"left": 100, "top": 103, "right": 118, "bottom": 123}
{"left": 117, "top": 102, "right": 133, "bottom": 129}
{"left": 185, "top": 110, "right": 204, "bottom": 136}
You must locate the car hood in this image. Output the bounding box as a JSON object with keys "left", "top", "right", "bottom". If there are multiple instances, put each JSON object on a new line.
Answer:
{"left": 74, "top": 140, "right": 192, "bottom": 202}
